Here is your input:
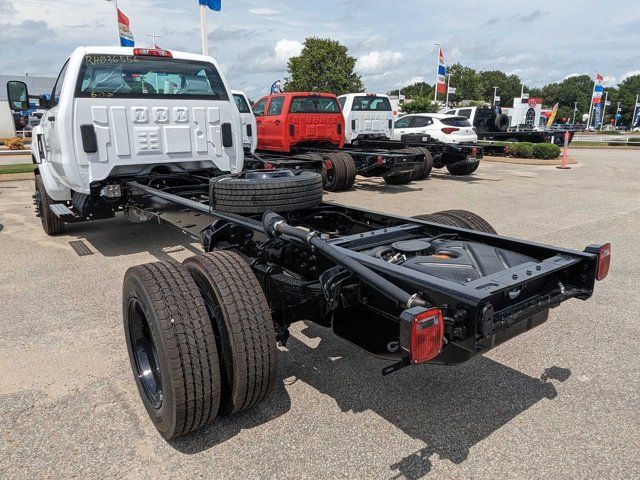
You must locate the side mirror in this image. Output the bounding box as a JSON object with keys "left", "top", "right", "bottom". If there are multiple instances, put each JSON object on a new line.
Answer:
{"left": 38, "top": 95, "right": 50, "bottom": 110}
{"left": 6, "top": 81, "right": 30, "bottom": 112}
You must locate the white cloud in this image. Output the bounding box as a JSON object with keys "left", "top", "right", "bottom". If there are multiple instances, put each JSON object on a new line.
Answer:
{"left": 249, "top": 39, "right": 303, "bottom": 73}
{"left": 249, "top": 8, "right": 279, "bottom": 15}
{"left": 356, "top": 50, "right": 405, "bottom": 74}
{"left": 602, "top": 75, "right": 617, "bottom": 88}
{"left": 621, "top": 70, "right": 640, "bottom": 82}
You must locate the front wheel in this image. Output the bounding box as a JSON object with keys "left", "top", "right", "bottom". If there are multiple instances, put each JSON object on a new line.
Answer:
{"left": 35, "top": 175, "right": 65, "bottom": 236}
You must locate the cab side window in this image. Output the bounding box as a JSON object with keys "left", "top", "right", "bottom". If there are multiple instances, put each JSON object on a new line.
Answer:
{"left": 50, "top": 61, "right": 70, "bottom": 109}
{"left": 267, "top": 96, "right": 285, "bottom": 116}
{"left": 338, "top": 96, "right": 346, "bottom": 110}
{"left": 253, "top": 98, "right": 267, "bottom": 116}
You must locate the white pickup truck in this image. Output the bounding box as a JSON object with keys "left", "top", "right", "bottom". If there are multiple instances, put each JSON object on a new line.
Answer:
{"left": 232, "top": 90, "right": 257, "bottom": 153}
{"left": 337, "top": 93, "right": 394, "bottom": 144}
{"left": 6, "top": 46, "right": 246, "bottom": 235}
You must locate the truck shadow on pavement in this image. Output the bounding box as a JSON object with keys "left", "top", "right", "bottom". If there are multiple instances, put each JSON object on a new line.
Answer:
{"left": 67, "top": 217, "right": 202, "bottom": 262}
{"left": 282, "top": 323, "right": 569, "bottom": 480}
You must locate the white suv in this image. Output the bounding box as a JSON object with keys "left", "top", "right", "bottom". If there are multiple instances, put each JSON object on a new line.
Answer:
{"left": 337, "top": 93, "right": 394, "bottom": 144}
{"left": 392, "top": 113, "right": 477, "bottom": 144}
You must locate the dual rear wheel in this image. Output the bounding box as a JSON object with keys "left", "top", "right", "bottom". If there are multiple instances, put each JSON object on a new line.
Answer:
{"left": 123, "top": 251, "right": 277, "bottom": 439}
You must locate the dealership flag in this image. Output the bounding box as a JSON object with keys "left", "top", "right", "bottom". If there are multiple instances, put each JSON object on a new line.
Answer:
{"left": 436, "top": 47, "right": 447, "bottom": 95}
{"left": 117, "top": 8, "right": 135, "bottom": 47}
{"left": 199, "top": 0, "right": 221, "bottom": 10}
{"left": 632, "top": 95, "right": 640, "bottom": 129}
{"left": 546, "top": 102, "right": 559, "bottom": 127}
{"left": 592, "top": 73, "right": 604, "bottom": 104}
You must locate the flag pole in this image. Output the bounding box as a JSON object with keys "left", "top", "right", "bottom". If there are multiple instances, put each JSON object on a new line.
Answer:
{"left": 114, "top": 0, "right": 120, "bottom": 46}
{"left": 200, "top": 4, "right": 208, "bottom": 55}
{"left": 599, "top": 91, "right": 608, "bottom": 131}
{"left": 434, "top": 43, "right": 440, "bottom": 103}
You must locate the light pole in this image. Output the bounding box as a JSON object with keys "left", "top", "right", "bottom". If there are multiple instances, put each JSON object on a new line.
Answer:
{"left": 445, "top": 74, "right": 453, "bottom": 108}
{"left": 493, "top": 86, "right": 498, "bottom": 106}
{"left": 573, "top": 102, "right": 578, "bottom": 125}
{"left": 615, "top": 102, "right": 621, "bottom": 128}
{"left": 145, "top": 33, "right": 162, "bottom": 47}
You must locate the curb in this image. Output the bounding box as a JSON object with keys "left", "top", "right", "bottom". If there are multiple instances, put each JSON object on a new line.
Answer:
{"left": 0, "top": 173, "right": 34, "bottom": 182}
{"left": 0, "top": 150, "right": 31, "bottom": 156}
{"left": 482, "top": 155, "right": 578, "bottom": 166}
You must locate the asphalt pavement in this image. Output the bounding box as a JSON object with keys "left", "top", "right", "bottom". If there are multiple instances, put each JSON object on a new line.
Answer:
{"left": 0, "top": 149, "right": 638, "bottom": 479}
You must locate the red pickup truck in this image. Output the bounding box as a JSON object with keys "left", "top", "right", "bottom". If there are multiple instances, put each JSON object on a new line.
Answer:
{"left": 251, "top": 92, "right": 427, "bottom": 191}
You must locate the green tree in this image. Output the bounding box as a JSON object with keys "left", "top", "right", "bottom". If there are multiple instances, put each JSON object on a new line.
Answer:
{"left": 399, "top": 96, "right": 439, "bottom": 114}
{"left": 284, "top": 37, "right": 363, "bottom": 95}
{"left": 446, "top": 63, "right": 483, "bottom": 103}
{"left": 388, "top": 82, "right": 433, "bottom": 99}
{"left": 615, "top": 75, "right": 640, "bottom": 126}
{"left": 478, "top": 70, "right": 522, "bottom": 107}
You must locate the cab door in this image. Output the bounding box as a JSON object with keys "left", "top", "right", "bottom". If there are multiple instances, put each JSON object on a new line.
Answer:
{"left": 41, "top": 61, "right": 70, "bottom": 170}
{"left": 260, "top": 95, "right": 287, "bottom": 152}
{"left": 252, "top": 97, "right": 268, "bottom": 150}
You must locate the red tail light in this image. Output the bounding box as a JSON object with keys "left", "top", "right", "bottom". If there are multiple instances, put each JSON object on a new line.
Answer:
{"left": 324, "top": 160, "right": 333, "bottom": 170}
{"left": 585, "top": 243, "right": 611, "bottom": 281}
{"left": 263, "top": 162, "right": 274, "bottom": 170}
{"left": 441, "top": 127, "right": 460, "bottom": 134}
{"left": 596, "top": 243, "right": 611, "bottom": 280}
{"left": 133, "top": 48, "right": 173, "bottom": 58}
{"left": 377, "top": 155, "right": 383, "bottom": 166}
{"left": 400, "top": 307, "right": 444, "bottom": 364}
{"left": 471, "top": 147, "right": 478, "bottom": 156}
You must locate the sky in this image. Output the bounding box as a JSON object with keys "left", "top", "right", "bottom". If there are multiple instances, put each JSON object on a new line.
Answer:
{"left": 1, "top": 0, "right": 639, "bottom": 99}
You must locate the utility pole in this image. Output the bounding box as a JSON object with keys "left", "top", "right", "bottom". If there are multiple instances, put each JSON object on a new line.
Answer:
{"left": 493, "top": 86, "right": 498, "bottom": 106}
{"left": 615, "top": 102, "right": 621, "bottom": 127}
{"left": 573, "top": 102, "right": 578, "bottom": 124}
{"left": 445, "top": 74, "right": 453, "bottom": 108}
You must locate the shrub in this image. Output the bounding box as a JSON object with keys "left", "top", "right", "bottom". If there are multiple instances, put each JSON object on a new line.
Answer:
{"left": 532, "top": 143, "right": 561, "bottom": 159}
{"left": 3, "top": 137, "right": 25, "bottom": 150}
{"left": 505, "top": 142, "right": 534, "bottom": 158}
{"left": 628, "top": 137, "right": 640, "bottom": 143}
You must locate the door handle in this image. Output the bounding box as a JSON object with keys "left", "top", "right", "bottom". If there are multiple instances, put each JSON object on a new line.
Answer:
{"left": 256, "top": 120, "right": 262, "bottom": 125}
{"left": 48, "top": 115, "right": 55, "bottom": 122}
{"left": 275, "top": 120, "right": 281, "bottom": 126}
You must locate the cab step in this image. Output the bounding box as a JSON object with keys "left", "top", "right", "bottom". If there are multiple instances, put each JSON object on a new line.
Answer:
{"left": 49, "top": 203, "right": 81, "bottom": 222}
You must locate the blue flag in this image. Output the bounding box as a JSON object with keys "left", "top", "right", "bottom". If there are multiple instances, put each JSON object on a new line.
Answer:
{"left": 199, "top": 0, "right": 221, "bottom": 11}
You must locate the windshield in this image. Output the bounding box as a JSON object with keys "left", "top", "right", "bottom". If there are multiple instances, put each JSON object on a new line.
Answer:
{"left": 233, "top": 93, "right": 251, "bottom": 113}
{"left": 440, "top": 117, "right": 472, "bottom": 127}
{"left": 352, "top": 96, "right": 392, "bottom": 111}
{"left": 290, "top": 96, "right": 340, "bottom": 113}
{"left": 76, "top": 55, "right": 228, "bottom": 100}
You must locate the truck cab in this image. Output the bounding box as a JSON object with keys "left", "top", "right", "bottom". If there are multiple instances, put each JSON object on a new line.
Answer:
{"left": 337, "top": 93, "right": 394, "bottom": 144}
{"left": 232, "top": 90, "right": 257, "bottom": 154}
{"left": 252, "top": 92, "right": 344, "bottom": 153}
{"left": 6, "top": 46, "right": 243, "bottom": 202}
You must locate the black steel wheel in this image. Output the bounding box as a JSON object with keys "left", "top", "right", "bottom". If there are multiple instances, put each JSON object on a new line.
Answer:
{"left": 123, "top": 261, "right": 221, "bottom": 439}
{"left": 383, "top": 171, "right": 413, "bottom": 185}
{"left": 34, "top": 175, "right": 65, "bottom": 236}
{"left": 183, "top": 251, "right": 277, "bottom": 415}
{"left": 445, "top": 161, "right": 480, "bottom": 175}
{"left": 322, "top": 152, "right": 349, "bottom": 191}
{"left": 404, "top": 147, "right": 434, "bottom": 180}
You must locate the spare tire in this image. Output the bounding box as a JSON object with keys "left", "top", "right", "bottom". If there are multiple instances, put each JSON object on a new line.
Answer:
{"left": 210, "top": 170, "right": 323, "bottom": 214}
{"left": 494, "top": 114, "right": 510, "bottom": 132}
{"left": 413, "top": 210, "right": 496, "bottom": 234}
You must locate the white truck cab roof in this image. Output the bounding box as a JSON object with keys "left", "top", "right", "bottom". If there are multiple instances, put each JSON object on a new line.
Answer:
{"left": 338, "top": 93, "right": 394, "bottom": 144}
{"left": 22, "top": 46, "right": 243, "bottom": 199}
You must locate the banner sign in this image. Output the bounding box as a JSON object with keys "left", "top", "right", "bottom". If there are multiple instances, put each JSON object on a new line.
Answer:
{"left": 632, "top": 104, "right": 640, "bottom": 129}
{"left": 594, "top": 103, "right": 602, "bottom": 128}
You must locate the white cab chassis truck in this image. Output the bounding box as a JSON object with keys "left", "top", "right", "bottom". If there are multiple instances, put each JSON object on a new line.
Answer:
{"left": 6, "top": 46, "right": 250, "bottom": 234}
{"left": 232, "top": 90, "right": 257, "bottom": 154}
{"left": 338, "top": 93, "right": 394, "bottom": 144}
